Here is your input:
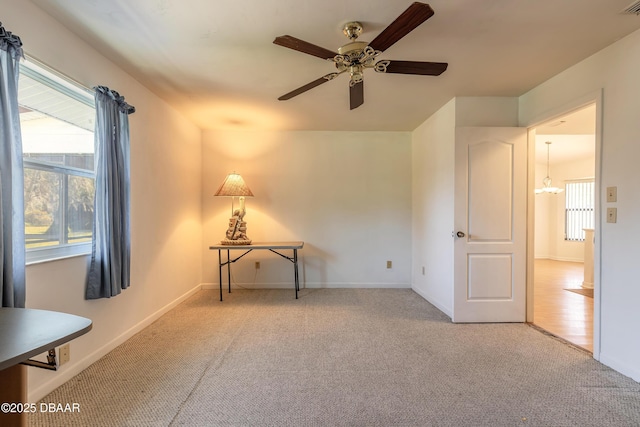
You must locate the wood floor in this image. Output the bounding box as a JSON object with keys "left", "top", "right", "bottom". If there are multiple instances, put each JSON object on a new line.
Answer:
{"left": 533, "top": 259, "right": 593, "bottom": 352}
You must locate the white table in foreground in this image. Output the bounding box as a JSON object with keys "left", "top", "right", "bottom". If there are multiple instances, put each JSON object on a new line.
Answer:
{"left": 209, "top": 241, "right": 304, "bottom": 301}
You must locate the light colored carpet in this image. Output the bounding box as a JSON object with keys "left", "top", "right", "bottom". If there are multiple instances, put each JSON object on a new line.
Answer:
{"left": 30, "top": 289, "right": 640, "bottom": 426}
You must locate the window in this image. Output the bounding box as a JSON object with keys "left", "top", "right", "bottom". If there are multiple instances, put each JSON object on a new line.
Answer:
{"left": 565, "top": 179, "right": 595, "bottom": 241}
{"left": 19, "top": 59, "right": 95, "bottom": 263}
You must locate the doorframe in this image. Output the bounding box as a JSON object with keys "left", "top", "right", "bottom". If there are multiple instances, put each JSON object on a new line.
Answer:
{"left": 524, "top": 89, "right": 603, "bottom": 360}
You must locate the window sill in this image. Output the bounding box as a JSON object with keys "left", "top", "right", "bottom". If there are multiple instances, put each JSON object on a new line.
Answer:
{"left": 26, "top": 243, "right": 91, "bottom": 266}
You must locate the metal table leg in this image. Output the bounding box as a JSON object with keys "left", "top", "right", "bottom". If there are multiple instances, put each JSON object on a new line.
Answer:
{"left": 227, "top": 249, "right": 231, "bottom": 293}
{"left": 218, "top": 250, "right": 223, "bottom": 301}
{"left": 294, "top": 248, "right": 300, "bottom": 299}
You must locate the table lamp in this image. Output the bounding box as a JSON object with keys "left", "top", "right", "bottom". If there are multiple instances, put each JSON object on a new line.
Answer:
{"left": 214, "top": 172, "right": 254, "bottom": 245}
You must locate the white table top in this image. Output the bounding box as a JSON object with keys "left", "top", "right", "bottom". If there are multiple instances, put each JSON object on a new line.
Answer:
{"left": 0, "top": 308, "right": 92, "bottom": 370}
{"left": 209, "top": 241, "right": 304, "bottom": 250}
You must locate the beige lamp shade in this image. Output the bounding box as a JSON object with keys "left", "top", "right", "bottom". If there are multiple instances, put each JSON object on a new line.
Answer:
{"left": 214, "top": 173, "right": 254, "bottom": 197}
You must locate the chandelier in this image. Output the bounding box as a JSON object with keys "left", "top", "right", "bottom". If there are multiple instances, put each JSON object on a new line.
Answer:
{"left": 535, "top": 141, "right": 564, "bottom": 194}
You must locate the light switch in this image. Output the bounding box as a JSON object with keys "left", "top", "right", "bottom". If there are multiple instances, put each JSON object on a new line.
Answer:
{"left": 607, "top": 207, "right": 617, "bottom": 223}
{"left": 607, "top": 186, "right": 617, "bottom": 202}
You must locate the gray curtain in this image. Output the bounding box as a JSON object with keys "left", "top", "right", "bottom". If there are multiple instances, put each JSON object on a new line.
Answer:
{"left": 86, "top": 86, "right": 135, "bottom": 299}
{"left": 0, "top": 23, "right": 25, "bottom": 308}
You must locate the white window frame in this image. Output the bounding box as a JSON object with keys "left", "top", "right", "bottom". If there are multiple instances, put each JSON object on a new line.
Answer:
{"left": 20, "top": 58, "right": 95, "bottom": 264}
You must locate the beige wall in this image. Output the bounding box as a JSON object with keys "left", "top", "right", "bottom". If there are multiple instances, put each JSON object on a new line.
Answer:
{"left": 520, "top": 27, "right": 640, "bottom": 381}
{"left": 1, "top": 0, "right": 203, "bottom": 401}
{"left": 411, "top": 99, "right": 456, "bottom": 315}
{"left": 411, "top": 97, "right": 519, "bottom": 316}
{"left": 201, "top": 130, "right": 412, "bottom": 289}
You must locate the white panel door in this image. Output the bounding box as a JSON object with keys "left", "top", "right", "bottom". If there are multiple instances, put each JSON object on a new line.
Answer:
{"left": 453, "top": 127, "right": 527, "bottom": 322}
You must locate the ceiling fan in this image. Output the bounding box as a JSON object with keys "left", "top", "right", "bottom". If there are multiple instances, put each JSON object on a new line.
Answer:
{"left": 273, "top": 2, "right": 448, "bottom": 110}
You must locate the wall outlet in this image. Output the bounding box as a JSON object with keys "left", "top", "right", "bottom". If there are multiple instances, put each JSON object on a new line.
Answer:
{"left": 607, "top": 207, "right": 617, "bottom": 223}
{"left": 606, "top": 186, "right": 617, "bottom": 202}
{"left": 386, "top": 260, "right": 392, "bottom": 269}
{"left": 255, "top": 261, "right": 260, "bottom": 269}
{"left": 59, "top": 344, "right": 70, "bottom": 365}
{"left": 422, "top": 266, "right": 425, "bottom": 275}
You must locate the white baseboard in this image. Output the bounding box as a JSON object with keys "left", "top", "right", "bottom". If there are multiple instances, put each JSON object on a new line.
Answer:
{"left": 535, "top": 256, "right": 584, "bottom": 263}
{"left": 411, "top": 285, "right": 452, "bottom": 319}
{"left": 599, "top": 353, "right": 640, "bottom": 384}
{"left": 202, "top": 282, "right": 411, "bottom": 290}
{"left": 28, "top": 283, "right": 203, "bottom": 402}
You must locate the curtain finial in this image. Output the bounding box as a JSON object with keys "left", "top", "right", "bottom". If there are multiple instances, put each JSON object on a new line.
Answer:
{"left": 93, "top": 85, "right": 136, "bottom": 115}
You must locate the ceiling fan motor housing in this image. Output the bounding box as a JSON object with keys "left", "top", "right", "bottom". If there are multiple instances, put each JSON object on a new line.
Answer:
{"left": 335, "top": 41, "right": 370, "bottom": 71}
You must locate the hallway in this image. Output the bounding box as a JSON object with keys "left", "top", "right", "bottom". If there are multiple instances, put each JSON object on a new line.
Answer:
{"left": 533, "top": 259, "right": 593, "bottom": 352}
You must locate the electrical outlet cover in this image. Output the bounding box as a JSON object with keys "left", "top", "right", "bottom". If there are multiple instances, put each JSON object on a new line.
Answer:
{"left": 59, "top": 344, "right": 70, "bottom": 365}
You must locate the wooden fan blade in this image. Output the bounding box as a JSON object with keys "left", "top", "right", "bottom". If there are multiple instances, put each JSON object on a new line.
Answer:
{"left": 369, "top": 2, "right": 434, "bottom": 52}
{"left": 273, "top": 35, "right": 337, "bottom": 60}
{"left": 278, "top": 73, "right": 338, "bottom": 101}
{"left": 382, "top": 60, "right": 448, "bottom": 76}
{"left": 350, "top": 82, "right": 364, "bottom": 110}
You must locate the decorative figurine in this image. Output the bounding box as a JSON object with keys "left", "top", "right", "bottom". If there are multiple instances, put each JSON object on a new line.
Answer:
{"left": 221, "top": 199, "right": 251, "bottom": 245}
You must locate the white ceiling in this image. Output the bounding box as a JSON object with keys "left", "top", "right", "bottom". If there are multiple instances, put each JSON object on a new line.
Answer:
{"left": 535, "top": 104, "right": 596, "bottom": 165}
{"left": 28, "top": 0, "right": 640, "bottom": 132}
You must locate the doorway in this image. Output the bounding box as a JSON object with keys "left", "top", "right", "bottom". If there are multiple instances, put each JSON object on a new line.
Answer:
{"left": 530, "top": 104, "right": 597, "bottom": 352}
